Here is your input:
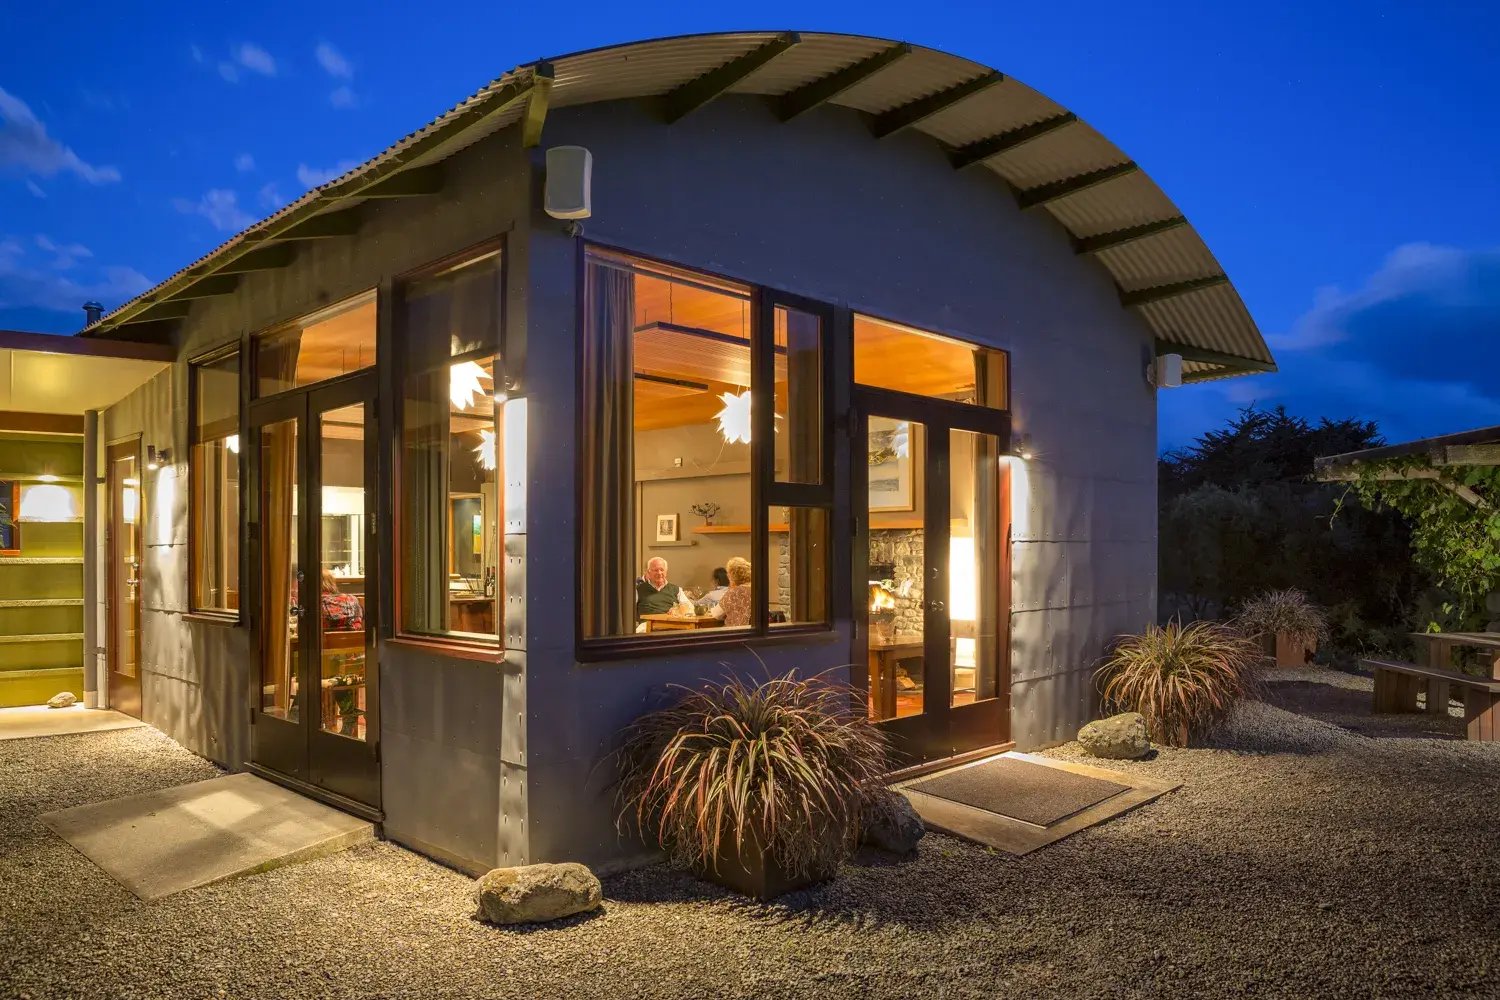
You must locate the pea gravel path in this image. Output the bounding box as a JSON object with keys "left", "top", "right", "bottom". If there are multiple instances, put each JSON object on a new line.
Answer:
{"left": 4, "top": 666, "right": 1500, "bottom": 1000}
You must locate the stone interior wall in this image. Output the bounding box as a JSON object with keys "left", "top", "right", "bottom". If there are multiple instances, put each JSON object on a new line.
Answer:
{"left": 869, "top": 528, "right": 925, "bottom": 634}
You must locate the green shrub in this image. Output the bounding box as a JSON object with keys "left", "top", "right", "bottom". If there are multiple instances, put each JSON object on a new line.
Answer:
{"left": 1097, "top": 620, "right": 1263, "bottom": 747}
{"left": 616, "top": 672, "right": 889, "bottom": 880}
{"left": 1237, "top": 588, "right": 1330, "bottom": 647}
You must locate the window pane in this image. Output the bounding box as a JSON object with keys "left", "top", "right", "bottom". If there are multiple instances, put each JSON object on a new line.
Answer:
{"left": 191, "top": 439, "right": 240, "bottom": 611}
{"left": 191, "top": 352, "right": 240, "bottom": 613}
{"left": 867, "top": 419, "right": 927, "bottom": 722}
{"left": 256, "top": 292, "right": 377, "bottom": 396}
{"left": 259, "top": 417, "right": 298, "bottom": 721}
{"left": 581, "top": 251, "right": 754, "bottom": 639}
{"left": 400, "top": 355, "right": 501, "bottom": 640}
{"left": 949, "top": 428, "right": 1003, "bottom": 708}
{"left": 854, "top": 315, "right": 1006, "bottom": 409}
{"left": 319, "top": 403, "right": 369, "bottom": 741}
{"left": 768, "top": 506, "right": 829, "bottom": 627}
{"left": 773, "top": 305, "right": 823, "bottom": 485}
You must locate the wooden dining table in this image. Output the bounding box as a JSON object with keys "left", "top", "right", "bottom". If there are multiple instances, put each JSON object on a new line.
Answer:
{"left": 640, "top": 613, "right": 724, "bottom": 633}
{"left": 868, "top": 635, "right": 925, "bottom": 720}
{"left": 1408, "top": 632, "right": 1500, "bottom": 679}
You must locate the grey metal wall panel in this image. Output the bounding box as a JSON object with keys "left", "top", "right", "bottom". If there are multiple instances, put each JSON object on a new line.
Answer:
{"left": 500, "top": 652, "right": 526, "bottom": 767}
{"left": 380, "top": 729, "right": 501, "bottom": 876}
{"left": 496, "top": 759, "right": 528, "bottom": 867}
{"left": 523, "top": 96, "right": 1157, "bottom": 865}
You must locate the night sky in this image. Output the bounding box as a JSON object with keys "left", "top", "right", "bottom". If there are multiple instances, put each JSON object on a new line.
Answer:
{"left": 3, "top": 1, "right": 1496, "bottom": 450}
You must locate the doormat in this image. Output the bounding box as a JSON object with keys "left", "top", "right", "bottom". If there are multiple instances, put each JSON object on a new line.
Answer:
{"left": 905, "top": 755, "right": 1127, "bottom": 827}
{"left": 895, "top": 751, "right": 1181, "bottom": 855}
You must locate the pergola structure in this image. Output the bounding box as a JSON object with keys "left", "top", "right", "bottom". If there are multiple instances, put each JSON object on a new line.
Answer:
{"left": 1316, "top": 424, "right": 1500, "bottom": 508}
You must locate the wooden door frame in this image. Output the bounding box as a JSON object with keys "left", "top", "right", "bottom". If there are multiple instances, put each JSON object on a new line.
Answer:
{"left": 851, "top": 387, "right": 1011, "bottom": 766}
{"left": 245, "top": 370, "right": 382, "bottom": 816}
{"left": 105, "top": 435, "right": 143, "bottom": 719}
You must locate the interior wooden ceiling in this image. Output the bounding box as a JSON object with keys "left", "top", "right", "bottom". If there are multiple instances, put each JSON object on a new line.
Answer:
{"left": 267, "top": 296, "right": 378, "bottom": 387}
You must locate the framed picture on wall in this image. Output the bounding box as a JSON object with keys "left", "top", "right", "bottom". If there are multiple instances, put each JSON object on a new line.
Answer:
{"left": 868, "top": 417, "right": 917, "bottom": 512}
{"left": 655, "top": 513, "right": 680, "bottom": 542}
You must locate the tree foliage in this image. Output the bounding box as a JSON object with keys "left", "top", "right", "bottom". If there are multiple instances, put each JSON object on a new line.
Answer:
{"left": 1349, "top": 460, "right": 1500, "bottom": 618}
{"left": 1160, "top": 406, "right": 1431, "bottom": 656}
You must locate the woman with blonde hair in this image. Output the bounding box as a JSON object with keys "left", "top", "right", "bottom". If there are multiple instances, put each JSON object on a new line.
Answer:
{"left": 716, "top": 556, "right": 752, "bottom": 627}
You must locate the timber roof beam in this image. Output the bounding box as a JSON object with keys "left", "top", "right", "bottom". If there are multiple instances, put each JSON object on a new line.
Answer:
{"left": 948, "top": 112, "right": 1076, "bottom": 169}
{"left": 1074, "top": 216, "right": 1189, "bottom": 254}
{"left": 1015, "top": 162, "right": 1138, "bottom": 209}
{"left": 775, "top": 43, "right": 911, "bottom": 122}
{"left": 869, "top": 71, "right": 1003, "bottom": 139}
{"left": 657, "top": 33, "right": 801, "bottom": 124}
{"left": 1122, "top": 275, "right": 1230, "bottom": 308}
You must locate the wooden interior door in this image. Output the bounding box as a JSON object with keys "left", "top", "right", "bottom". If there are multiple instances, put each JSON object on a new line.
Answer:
{"left": 106, "top": 438, "right": 143, "bottom": 719}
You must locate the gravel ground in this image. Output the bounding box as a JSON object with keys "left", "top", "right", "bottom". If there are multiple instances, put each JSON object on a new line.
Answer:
{"left": 4, "top": 666, "right": 1500, "bottom": 1000}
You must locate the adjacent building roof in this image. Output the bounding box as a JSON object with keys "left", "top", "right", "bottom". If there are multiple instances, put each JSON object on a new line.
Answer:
{"left": 85, "top": 31, "right": 1273, "bottom": 382}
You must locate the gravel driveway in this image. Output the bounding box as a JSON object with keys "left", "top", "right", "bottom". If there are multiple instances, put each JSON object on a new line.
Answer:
{"left": 4, "top": 666, "right": 1499, "bottom": 1000}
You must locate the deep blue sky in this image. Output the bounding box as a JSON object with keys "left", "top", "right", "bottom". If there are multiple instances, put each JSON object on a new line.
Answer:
{"left": 3, "top": 1, "right": 1497, "bottom": 451}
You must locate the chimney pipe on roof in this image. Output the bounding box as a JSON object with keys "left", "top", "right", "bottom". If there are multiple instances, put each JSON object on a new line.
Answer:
{"left": 82, "top": 301, "right": 103, "bottom": 327}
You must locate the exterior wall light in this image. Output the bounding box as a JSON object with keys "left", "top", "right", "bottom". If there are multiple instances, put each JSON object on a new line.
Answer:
{"left": 147, "top": 445, "right": 172, "bottom": 471}
{"left": 1012, "top": 433, "right": 1034, "bottom": 461}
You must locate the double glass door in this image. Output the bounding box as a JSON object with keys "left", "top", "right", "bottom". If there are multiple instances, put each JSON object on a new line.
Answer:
{"left": 249, "top": 373, "right": 379, "bottom": 811}
{"left": 855, "top": 388, "right": 1011, "bottom": 766}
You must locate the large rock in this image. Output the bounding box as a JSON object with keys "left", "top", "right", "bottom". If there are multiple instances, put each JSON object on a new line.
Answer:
{"left": 46, "top": 692, "right": 78, "bottom": 709}
{"left": 1078, "top": 712, "right": 1150, "bottom": 759}
{"left": 472, "top": 863, "right": 602, "bottom": 925}
{"left": 861, "top": 789, "right": 925, "bottom": 854}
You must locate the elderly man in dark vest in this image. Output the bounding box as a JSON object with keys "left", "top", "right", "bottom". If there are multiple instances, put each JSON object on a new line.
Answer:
{"left": 635, "top": 556, "right": 693, "bottom": 621}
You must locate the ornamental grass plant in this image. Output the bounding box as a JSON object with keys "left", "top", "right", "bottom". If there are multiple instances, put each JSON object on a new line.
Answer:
{"left": 1237, "top": 588, "right": 1331, "bottom": 648}
{"left": 616, "top": 672, "right": 890, "bottom": 881}
{"left": 1096, "top": 619, "right": 1263, "bottom": 747}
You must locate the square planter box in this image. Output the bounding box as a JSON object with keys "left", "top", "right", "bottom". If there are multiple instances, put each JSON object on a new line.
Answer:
{"left": 1265, "top": 632, "right": 1316, "bottom": 667}
{"left": 692, "top": 835, "right": 834, "bottom": 901}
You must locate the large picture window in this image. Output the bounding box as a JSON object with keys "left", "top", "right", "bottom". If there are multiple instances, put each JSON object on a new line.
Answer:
{"left": 190, "top": 349, "right": 241, "bottom": 614}
{"left": 580, "top": 248, "right": 832, "bottom": 646}
{"left": 397, "top": 247, "right": 504, "bottom": 644}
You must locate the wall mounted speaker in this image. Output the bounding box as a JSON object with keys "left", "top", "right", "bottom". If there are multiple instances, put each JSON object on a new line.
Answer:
{"left": 1155, "top": 353, "right": 1184, "bottom": 388}
{"left": 545, "top": 146, "right": 592, "bottom": 220}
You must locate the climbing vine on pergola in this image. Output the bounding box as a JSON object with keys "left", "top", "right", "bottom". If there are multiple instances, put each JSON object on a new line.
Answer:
{"left": 1342, "top": 458, "right": 1500, "bottom": 616}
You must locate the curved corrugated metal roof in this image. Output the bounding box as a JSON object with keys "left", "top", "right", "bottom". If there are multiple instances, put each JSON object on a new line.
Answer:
{"left": 88, "top": 30, "right": 1273, "bottom": 380}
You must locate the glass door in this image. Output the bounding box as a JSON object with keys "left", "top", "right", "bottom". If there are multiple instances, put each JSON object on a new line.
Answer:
{"left": 249, "top": 372, "right": 379, "bottom": 812}
{"left": 106, "top": 439, "right": 143, "bottom": 719}
{"left": 855, "top": 389, "right": 1010, "bottom": 766}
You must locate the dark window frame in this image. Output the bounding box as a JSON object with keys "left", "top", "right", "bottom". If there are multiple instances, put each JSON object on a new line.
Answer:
{"left": 391, "top": 237, "right": 508, "bottom": 652}
{"left": 576, "top": 243, "right": 839, "bottom": 660}
{"left": 187, "top": 341, "right": 245, "bottom": 621}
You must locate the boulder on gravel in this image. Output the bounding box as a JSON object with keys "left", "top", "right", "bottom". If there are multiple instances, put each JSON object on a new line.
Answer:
{"left": 472, "top": 862, "right": 602, "bottom": 925}
{"left": 46, "top": 692, "right": 78, "bottom": 709}
{"left": 1078, "top": 712, "right": 1150, "bottom": 759}
{"left": 861, "top": 789, "right": 925, "bottom": 854}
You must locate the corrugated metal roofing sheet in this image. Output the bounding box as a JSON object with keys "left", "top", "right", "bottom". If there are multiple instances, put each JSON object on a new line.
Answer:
{"left": 90, "top": 30, "right": 1271, "bottom": 378}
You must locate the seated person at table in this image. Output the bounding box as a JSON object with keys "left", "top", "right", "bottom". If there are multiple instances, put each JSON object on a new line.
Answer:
{"left": 320, "top": 568, "right": 365, "bottom": 631}
{"left": 716, "top": 557, "right": 753, "bottom": 628}
{"left": 635, "top": 557, "right": 694, "bottom": 622}
{"left": 696, "top": 567, "right": 730, "bottom": 611}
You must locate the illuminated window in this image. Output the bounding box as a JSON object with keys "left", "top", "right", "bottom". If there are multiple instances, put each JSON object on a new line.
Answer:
{"left": 190, "top": 349, "right": 241, "bottom": 614}
{"left": 256, "top": 292, "right": 377, "bottom": 397}
{"left": 398, "top": 248, "right": 504, "bottom": 643}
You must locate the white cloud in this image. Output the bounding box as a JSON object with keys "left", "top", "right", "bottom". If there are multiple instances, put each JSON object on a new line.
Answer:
{"left": 218, "top": 62, "right": 239, "bottom": 83}
{"left": 25, "top": 179, "right": 45, "bottom": 198}
{"left": 0, "top": 86, "right": 121, "bottom": 184}
{"left": 258, "top": 182, "right": 284, "bottom": 209}
{"left": 235, "top": 43, "right": 277, "bottom": 77}
{"left": 329, "top": 86, "right": 357, "bottom": 109}
{"left": 0, "top": 243, "right": 151, "bottom": 318}
{"left": 174, "top": 189, "right": 256, "bottom": 233}
{"left": 315, "top": 43, "right": 353, "bottom": 79}
{"left": 296, "top": 160, "right": 360, "bottom": 189}
{"left": 34, "top": 235, "right": 92, "bottom": 269}
{"left": 234, "top": 152, "right": 255, "bottom": 172}
{"left": 190, "top": 44, "right": 206, "bottom": 64}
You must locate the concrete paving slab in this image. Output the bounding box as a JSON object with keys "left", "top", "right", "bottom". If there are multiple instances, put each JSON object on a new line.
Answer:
{"left": 40, "top": 772, "right": 374, "bottom": 900}
{"left": 0, "top": 704, "right": 145, "bottom": 741}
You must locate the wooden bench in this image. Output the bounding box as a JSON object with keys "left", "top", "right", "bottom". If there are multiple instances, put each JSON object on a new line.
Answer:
{"left": 1362, "top": 658, "right": 1500, "bottom": 742}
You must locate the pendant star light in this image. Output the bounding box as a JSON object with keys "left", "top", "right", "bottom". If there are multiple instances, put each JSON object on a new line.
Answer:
{"left": 474, "top": 429, "right": 497, "bottom": 472}
{"left": 449, "top": 360, "right": 488, "bottom": 410}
